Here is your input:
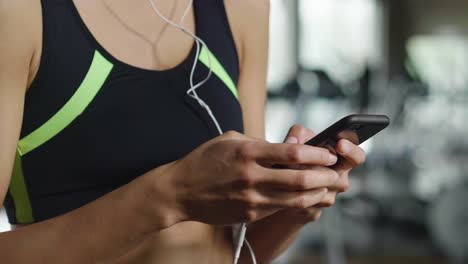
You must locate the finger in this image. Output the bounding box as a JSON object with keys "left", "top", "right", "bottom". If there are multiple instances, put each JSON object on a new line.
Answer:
{"left": 284, "top": 125, "right": 316, "bottom": 144}
{"left": 333, "top": 175, "right": 350, "bottom": 193}
{"left": 265, "top": 188, "right": 329, "bottom": 210}
{"left": 316, "top": 191, "right": 338, "bottom": 208}
{"left": 335, "top": 139, "right": 366, "bottom": 168}
{"left": 250, "top": 142, "right": 337, "bottom": 166}
{"left": 257, "top": 166, "right": 339, "bottom": 191}
{"left": 290, "top": 164, "right": 350, "bottom": 192}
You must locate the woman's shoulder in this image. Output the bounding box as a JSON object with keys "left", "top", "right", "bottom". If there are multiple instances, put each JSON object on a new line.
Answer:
{"left": 0, "top": 0, "right": 42, "bottom": 87}
{"left": 0, "top": 0, "right": 41, "bottom": 44}
{"left": 223, "top": 0, "right": 270, "bottom": 38}
{"left": 223, "top": 0, "right": 270, "bottom": 67}
{"left": 224, "top": 0, "right": 270, "bottom": 15}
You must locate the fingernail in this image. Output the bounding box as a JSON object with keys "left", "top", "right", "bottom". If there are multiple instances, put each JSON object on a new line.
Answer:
{"left": 285, "top": 137, "right": 298, "bottom": 144}
{"left": 329, "top": 153, "right": 338, "bottom": 165}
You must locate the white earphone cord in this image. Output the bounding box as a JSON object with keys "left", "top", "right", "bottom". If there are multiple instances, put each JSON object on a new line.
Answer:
{"left": 147, "top": 1, "right": 256, "bottom": 264}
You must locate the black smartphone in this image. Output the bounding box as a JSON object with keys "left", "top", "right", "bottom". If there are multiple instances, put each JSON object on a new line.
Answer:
{"left": 306, "top": 114, "right": 390, "bottom": 153}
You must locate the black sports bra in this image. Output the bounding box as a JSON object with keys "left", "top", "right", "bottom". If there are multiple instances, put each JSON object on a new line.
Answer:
{"left": 4, "top": 0, "right": 243, "bottom": 224}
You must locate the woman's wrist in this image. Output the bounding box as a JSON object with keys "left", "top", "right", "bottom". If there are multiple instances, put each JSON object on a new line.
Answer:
{"left": 132, "top": 163, "right": 187, "bottom": 234}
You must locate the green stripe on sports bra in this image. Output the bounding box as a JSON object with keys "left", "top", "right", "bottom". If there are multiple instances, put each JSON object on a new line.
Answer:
{"left": 10, "top": 150, "right": 34, "bottom": 223}
{"left": 17, "top": 51, "right": 113, "bottom": 156}
{"left": 198, "top": 46, "right": 239, "bottom": 99}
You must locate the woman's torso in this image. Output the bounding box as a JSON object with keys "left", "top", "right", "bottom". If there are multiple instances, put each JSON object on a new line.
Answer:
{"left": 5, "top": 0, "right": 243, "bottom": 262}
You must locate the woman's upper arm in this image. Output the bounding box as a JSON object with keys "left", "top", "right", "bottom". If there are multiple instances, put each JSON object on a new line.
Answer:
{"left": 226, "top": 0, "right": 270, "bottom": 140}
{"left": 0, "top": 0, "right": 39, "bottom": 204}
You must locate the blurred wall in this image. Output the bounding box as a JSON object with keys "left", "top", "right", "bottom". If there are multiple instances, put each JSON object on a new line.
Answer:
{"left": 383, "top": 0, "right": 468, "bottom": 77}
{"left": 407, "top": 0, "right": 468, "bottom": 35}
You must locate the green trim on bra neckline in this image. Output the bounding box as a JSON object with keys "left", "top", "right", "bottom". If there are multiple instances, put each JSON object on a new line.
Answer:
{"left": 198, "top": 46, "right": 239, "bottom": 99}
{"left": 10, "top": 48, "right": 238, "bottom": 224}
{"left": 17, "top": 51, "right": 113, "bottom": 156}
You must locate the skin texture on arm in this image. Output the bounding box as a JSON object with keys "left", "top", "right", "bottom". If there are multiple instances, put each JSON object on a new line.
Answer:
{"left": 0, "top": 1, "right": 182, "bottom": 263}
{"left": 0, "top": 0, "right": 34, "bottom": 205}
{"left": 225, "top": 0, "right": 269, "bottom": 140}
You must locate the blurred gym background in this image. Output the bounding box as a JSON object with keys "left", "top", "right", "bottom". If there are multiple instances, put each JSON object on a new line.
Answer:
{"left": 266, "top": 0, "right": 468, "bottom": 263}
{"left": 2, "top": 0, "right": 468, "bottom": 263}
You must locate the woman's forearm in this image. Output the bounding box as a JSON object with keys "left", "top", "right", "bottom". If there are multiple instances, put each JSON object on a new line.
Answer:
{"left": 240, "top": 212, "right": 307, "bottom": 264}
{"left": 0, "top": 166, "right": 180, "bottom": 264}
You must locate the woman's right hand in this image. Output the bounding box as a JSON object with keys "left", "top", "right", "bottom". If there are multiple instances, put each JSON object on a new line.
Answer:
{"left": 159, "top": 131, "right": 340, "bottom": 226}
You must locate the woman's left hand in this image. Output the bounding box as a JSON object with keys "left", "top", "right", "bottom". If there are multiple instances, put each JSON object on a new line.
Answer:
{"left": 279, "top": 124, "right": 367, "bottom": 224}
